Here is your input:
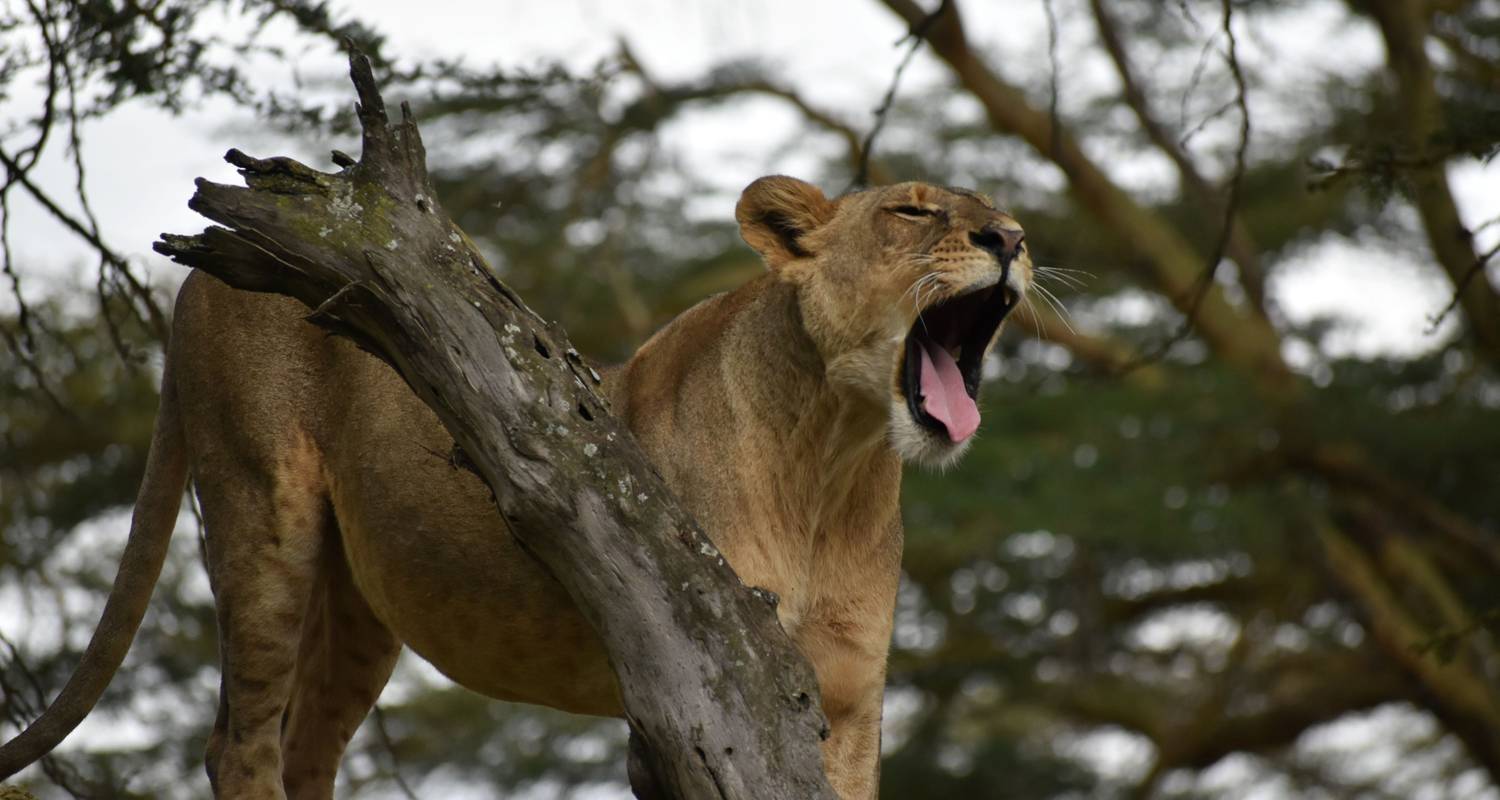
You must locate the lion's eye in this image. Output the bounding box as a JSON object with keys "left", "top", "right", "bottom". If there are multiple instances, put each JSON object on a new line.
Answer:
{"left": 888, "top": 205, "right": 939, "bottom": 220}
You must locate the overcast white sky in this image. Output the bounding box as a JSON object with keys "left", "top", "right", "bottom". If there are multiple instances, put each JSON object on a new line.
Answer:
{"left": 3, "top": 0, "right": 1497, "bottom": 363}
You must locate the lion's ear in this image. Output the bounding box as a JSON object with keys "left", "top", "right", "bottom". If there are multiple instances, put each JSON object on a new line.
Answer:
{"left": 735, "top": 176, "right": 835, "bottom": 269}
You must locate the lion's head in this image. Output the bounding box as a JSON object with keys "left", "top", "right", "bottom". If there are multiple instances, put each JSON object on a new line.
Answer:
{"left": 736, "top": 176, "right": 1032, "bottom": 468}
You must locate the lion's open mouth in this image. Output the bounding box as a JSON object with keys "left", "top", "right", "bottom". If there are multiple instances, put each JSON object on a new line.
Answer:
{"left": 902, "top": 282, "right": 1018, "bottom": 443}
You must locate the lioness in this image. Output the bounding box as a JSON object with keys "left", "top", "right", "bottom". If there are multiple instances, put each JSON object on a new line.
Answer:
{"left": 0, "top": 177, "right": 1029, "bottom": 798}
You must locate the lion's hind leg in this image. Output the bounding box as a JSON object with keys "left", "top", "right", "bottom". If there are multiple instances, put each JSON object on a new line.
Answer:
{"left": 196, "top": 433, "right": 330, "bottom": 800}
{"left": 279, "top": 532, "right": 400, "bottom": 800}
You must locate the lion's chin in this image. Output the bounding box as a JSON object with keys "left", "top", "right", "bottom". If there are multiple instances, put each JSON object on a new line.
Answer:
{"left": 888, "top": 400, "right": 973, "bottom": 470}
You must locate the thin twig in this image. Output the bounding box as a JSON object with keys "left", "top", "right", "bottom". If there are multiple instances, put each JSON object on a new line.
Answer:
{"left": 12, "top": 0, "right": 60, "bottom": 174}
{"left": 52, "top": 12, "right": 152, "bottom": 367}
{"left": 1115, "top": 0, "right": 1250, "bottom": 375}
{"left": 1427, "top": 240, "right": 1500, "bottom": 334}
{"left": 304, "top": 279, "right": 367, "bottom": 323}
{"left": 0, "top": 319, "right": 77, "bottom": 420}
{"left": 1411, "top": 604, "right": 1500, "bottom": 663}
{"left": 1178, "top": 32, "right": 1221, "bottom": 141}
{"left": 1176, "top": 0, "right": 1200, "bottom": 28}
{"left": 0, "top": 0, "right": 64, "bottom": 350}
{"left": 620, "top": 48, "right": 883, "bottom": 185}
{"left": 0, "top": 632, "right": 97, "bottom": 800}
{"left": 0, "top": 146, "right": 169, "bottom": 343}
{"left": 0, "top": 158, "right": 39, "bottom": 357}
{"left": 0, "top": 158, "right": 77, "bottom": 416}
{"left": 0, "top": 631, "right": 47, "bottom": 717}
{"left": 371, "top": 705, "right": 421, "bottom": 800}
{"left": 849, "top": 0, "right": 952, "bottom": 191}
{"left": 1042, "top": 0, "right": 1062, "bottom": 160}
{"left": 1306, "top": 149, "right": 1451, "bottom": 192}
{"left": 1090, "top": 0, "right": 1268, "bottom": 319}
{"left": 1178, "top": 98, "right": 1237, "bottom": 149}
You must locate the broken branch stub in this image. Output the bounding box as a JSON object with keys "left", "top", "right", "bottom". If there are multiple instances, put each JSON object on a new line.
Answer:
{"left": 153, "top": 48, "right": 836, "bottom": 800}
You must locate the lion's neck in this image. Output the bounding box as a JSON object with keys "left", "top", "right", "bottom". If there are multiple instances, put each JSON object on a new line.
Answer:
{"left": 722, "top": 277, "right": 899, "bottom": 502}
{"left": 717, "top": 279, "right": 904, "bottom": 611}
{"left": 610, "top": 275, "right": 903, "bottom": 621}
{"left": 609, "top": 275, "right": 903, "bottom": 636}
{"left": 612, "top": 274, "right": 901, "bottom": 541}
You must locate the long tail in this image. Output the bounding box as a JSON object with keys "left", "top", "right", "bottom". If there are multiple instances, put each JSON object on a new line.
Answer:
{"left": 0, "top": 358, "right": 190, "bottom": 777}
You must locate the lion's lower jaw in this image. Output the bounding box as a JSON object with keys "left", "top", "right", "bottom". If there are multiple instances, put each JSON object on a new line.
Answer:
{"left": 887, "top": 402, "right": 972, "bottom": 470}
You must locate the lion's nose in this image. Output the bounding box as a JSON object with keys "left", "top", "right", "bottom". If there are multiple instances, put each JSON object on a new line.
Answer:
{"left": 969, "top": 226, "right": 1025, "bottom": 263}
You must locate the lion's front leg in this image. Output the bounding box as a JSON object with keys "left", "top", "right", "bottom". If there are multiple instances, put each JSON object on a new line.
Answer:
{"left": 820, "top": 687, "right": 885, "bottom": 799}
{"left": 799, "top": 624, "right": 891, "bottom": 800}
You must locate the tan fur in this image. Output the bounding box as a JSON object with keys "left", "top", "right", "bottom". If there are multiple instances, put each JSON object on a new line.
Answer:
{"left": 3, "top": 177, "right": 1029, "bottom": 799}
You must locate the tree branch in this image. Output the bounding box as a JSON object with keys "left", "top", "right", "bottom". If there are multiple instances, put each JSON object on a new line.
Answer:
{"left": 1008, "top": 298, "right": 1162, "bottom": 382}
{"left": 1088, "top": 0, "right": 1269, "bottom": 319}
{"left": 1319, "top": 514, "right": 1500, "bottom": 780}
{"left": 153, "top": 49, "right": 836, "bottom": 800}
{"left": 615, "top": 45, "right": 894, "bottom": 188}
{"left": 0, "top": 146, "right": 168, "bottom": 344}
{"left": 849, "top": 0, "right": 951, "bottom": 190}
{"left": 1047, "top": 642, "right": 1413, "bottom": 779}
{"left": 1288, "top": 442, "right": 1500, "bottom": 575}
{"left": 1112, "top": 0, "right": 1251, "bottom": 376}
{"left": 1427, "top": 239, "right": 1500, "bottom": 334}
{"left": 877, "top": 0, "right": 1296, "bottom": 396}
{"left": 1362, "top": 0, "right": 1500, "bottom": 367}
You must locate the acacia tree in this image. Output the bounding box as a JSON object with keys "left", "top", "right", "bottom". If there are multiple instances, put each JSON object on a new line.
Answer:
{"left": 2, "top": 0, "right": 1498, "bottom": 797}
{"left": 865, "top": 0, "right": 1500, "bottom": 791}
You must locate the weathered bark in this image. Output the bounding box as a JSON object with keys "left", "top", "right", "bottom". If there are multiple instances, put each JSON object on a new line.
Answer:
{"left": 153, "top": 50, "right": 836, "bottom": 800}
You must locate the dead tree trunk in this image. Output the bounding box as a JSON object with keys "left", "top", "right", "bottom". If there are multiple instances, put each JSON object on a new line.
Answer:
{"left": 154, "top": 49, "right": 836, "bottom": 800}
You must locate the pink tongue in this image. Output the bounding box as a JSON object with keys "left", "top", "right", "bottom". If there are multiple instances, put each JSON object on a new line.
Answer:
{"left": 917, "top": 338, "right": 980, "bottom": 442}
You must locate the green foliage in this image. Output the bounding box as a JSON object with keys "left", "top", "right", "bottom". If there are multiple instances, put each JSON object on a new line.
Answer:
{"left": 0, "top": 295, "right": 159, "bottom": 569}
{"left": 3, "top": 1, "right": 1499, "bottom": 798}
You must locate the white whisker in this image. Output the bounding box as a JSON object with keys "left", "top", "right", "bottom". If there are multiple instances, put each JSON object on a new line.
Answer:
{"left": 1032, "top": 268, "right": 1092, "bottom": 289}
{"left": 902, "top": 270, "right": 943, "bottom": 337}
{"left": 916, "top": 276, "right": 942, "bottom": 335}
{"left": 1021, "top": 296, "right": 1047, "bottom": 344}
{"left": 901, "top": 270, "right": 937, "bottom": 306}
{"left": 1033, "top": 284, "right": 1077, "bottom": 335}
{"left": 1035, "top": 269, "right": 1086, "bottom": 291}
{"left": 1031, "top": 262, "right": 1098, "bottom": 279}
